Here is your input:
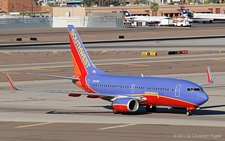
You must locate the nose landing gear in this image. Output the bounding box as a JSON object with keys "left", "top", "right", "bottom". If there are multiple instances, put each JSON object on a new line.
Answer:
{"left": 186, "top": 111, "right": 192, "bottom": 116}
{"left": 186, "top": 106, "right": 195, "bottom": 116}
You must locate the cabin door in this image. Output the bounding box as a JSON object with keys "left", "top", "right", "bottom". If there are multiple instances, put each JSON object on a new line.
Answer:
{"left": 175, "top": 84, "right": 182, "bottom": 98}
{"left": 131, "top": 84, "right": 135, "bottom": 93}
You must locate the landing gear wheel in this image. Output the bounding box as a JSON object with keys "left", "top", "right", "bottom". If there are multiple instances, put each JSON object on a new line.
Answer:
{"left": 186, "top": 111, "right": 192, "bottom": 116}
{"left": 146, "top": 106, "right": 157, "bottom": 113}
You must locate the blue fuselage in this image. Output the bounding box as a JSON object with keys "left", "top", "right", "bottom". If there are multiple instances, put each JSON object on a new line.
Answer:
{"left": 85, "top": 74, "right": 209, "bottom": 107}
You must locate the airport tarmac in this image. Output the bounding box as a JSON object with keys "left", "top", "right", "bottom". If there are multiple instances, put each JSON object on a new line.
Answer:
{"left": 1, "top": 34, "right": 225, "bottom": 140}
{"left": 1, "top": 23, "right": 225, "bottom": 44}
{"left": 1, "top": 51, "right": 225, "bottom": 82}
{"left": 1, "top": 72, "right": 225, "bottom": 141}
{"left": 0, "top": 122, "right": 224, "bottom": 141}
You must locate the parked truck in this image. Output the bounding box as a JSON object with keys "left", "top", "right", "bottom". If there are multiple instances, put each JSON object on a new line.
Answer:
{"left": 173, "top": 19, "right": 191, "bottom": 27}
{"left": 158, "top": 19, "right": 175, "bottom": 26}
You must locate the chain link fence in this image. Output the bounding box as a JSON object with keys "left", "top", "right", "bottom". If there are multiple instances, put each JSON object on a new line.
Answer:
{"left": 0, "top": 16, "right": 123, "bottom": 29}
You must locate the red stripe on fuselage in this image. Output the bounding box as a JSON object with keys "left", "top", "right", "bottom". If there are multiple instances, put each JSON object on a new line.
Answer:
{"left": 134, "top": 94, "right": 197, "bottom": 108}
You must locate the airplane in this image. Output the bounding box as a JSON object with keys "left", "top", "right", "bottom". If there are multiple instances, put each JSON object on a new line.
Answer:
{"left": 180, "top": 5, "right": 225, "bottom": 23}
{"left": 122, "top": 10, "right": 169, "bottom": 24}
{"left": 6, "top": 25, "right": 213, "bottom": 116}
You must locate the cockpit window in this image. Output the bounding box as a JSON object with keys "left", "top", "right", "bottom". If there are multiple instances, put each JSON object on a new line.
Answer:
{"left": 187, "top": 88, "right": 202, "bottom": 91}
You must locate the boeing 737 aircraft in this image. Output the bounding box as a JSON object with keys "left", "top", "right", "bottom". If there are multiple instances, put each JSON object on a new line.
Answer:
{"left": 6, "top": 25, "right": 213, "bottom": 116}
{"left": 180, "top": 6, "right": 225, "bottom": 23}
{"left": 123, "top": 10, "right": 168, "bottom": 23}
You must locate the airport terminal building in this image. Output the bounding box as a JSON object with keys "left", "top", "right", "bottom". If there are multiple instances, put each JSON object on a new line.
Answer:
{"left": 1, "top": 0, "right": 225, "bottom": 19}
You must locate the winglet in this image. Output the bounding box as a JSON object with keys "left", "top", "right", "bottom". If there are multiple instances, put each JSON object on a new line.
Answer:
{"left": 5, "top": 73, "right": 19, "bottom": 90}
{"left": 206, "top": 66, "right": 213, "bottom": 84}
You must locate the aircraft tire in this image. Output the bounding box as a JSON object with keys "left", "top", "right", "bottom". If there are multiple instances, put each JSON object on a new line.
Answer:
{"left": 186, "top": 111, "right": 192, "bottom": 116}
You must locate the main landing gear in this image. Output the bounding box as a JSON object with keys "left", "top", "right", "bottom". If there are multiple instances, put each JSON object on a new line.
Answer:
{"left": 146, "top": 105, "right": 157, "bottom": 113}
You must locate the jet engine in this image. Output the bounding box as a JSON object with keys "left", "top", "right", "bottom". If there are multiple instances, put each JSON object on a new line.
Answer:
{"left": 112, "top": 98, "right": 139, "bottom": 113}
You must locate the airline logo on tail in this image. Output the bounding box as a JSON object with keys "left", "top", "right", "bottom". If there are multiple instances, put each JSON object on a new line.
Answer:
{"left": 122, "top": 10, "right": 131, "bottom": 17}
{"left": 179, "top": 6, "right": 193, "bottom": 18}
{"left": 68, "top": 25, "right": 106, "bottom": 77}
{"left": 180, "top": 6, "right": 188, "bottom": 14}
{"left": 70, "top": 29, "right": 91, "bottom": 69}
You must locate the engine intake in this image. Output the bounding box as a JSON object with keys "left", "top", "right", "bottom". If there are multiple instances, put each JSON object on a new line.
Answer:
{"left": 112, "top": 98, "right": 139, "bottom": 112}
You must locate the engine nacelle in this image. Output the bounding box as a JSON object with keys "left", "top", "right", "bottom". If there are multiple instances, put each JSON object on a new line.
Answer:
{"left": 112, "top": 98, "right": 139, "bottom": 112}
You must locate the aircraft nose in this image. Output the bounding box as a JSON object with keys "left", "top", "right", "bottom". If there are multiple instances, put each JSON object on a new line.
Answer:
{"left": 198, "top": 92, "right": 209, "bottom": 105}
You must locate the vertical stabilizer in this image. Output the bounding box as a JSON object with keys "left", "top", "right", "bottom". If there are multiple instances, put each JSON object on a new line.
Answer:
{"left": 180, "top": 5, "right": 188, "bottom": 15}
{"left": 122, "top": 10, "right": 131, "bottom": 17}
{"left": 68, "top": 25, "right": 106, "bottom": 78}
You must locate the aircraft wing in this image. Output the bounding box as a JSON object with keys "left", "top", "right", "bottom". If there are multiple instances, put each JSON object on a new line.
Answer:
{"left": 5, "top": 73, "right": 146, "bottom": 102}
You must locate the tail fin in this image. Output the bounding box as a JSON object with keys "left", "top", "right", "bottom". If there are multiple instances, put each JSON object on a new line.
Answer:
{"left": 123, "top": 10, "right": 131, "bottom": 17}
{"left": 68, "top": 25, "right": 106, "bottom": 77}
{"left": 180, "top": 5, "right": 188, "bottom": 15}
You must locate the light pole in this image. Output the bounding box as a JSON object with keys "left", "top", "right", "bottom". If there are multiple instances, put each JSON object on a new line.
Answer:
{"left": 22, "top": 5, "right": 25, "bottom": 19}
{"left": 31, "top": 0, "right": 33, "bottom": 16}
{"left": 14, "top": 0, "right": 17, "bottom": 11}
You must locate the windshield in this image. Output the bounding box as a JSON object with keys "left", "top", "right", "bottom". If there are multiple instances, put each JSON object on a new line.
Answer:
{"left": 187, "top": 88, "right": 202, "bottom": 91}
